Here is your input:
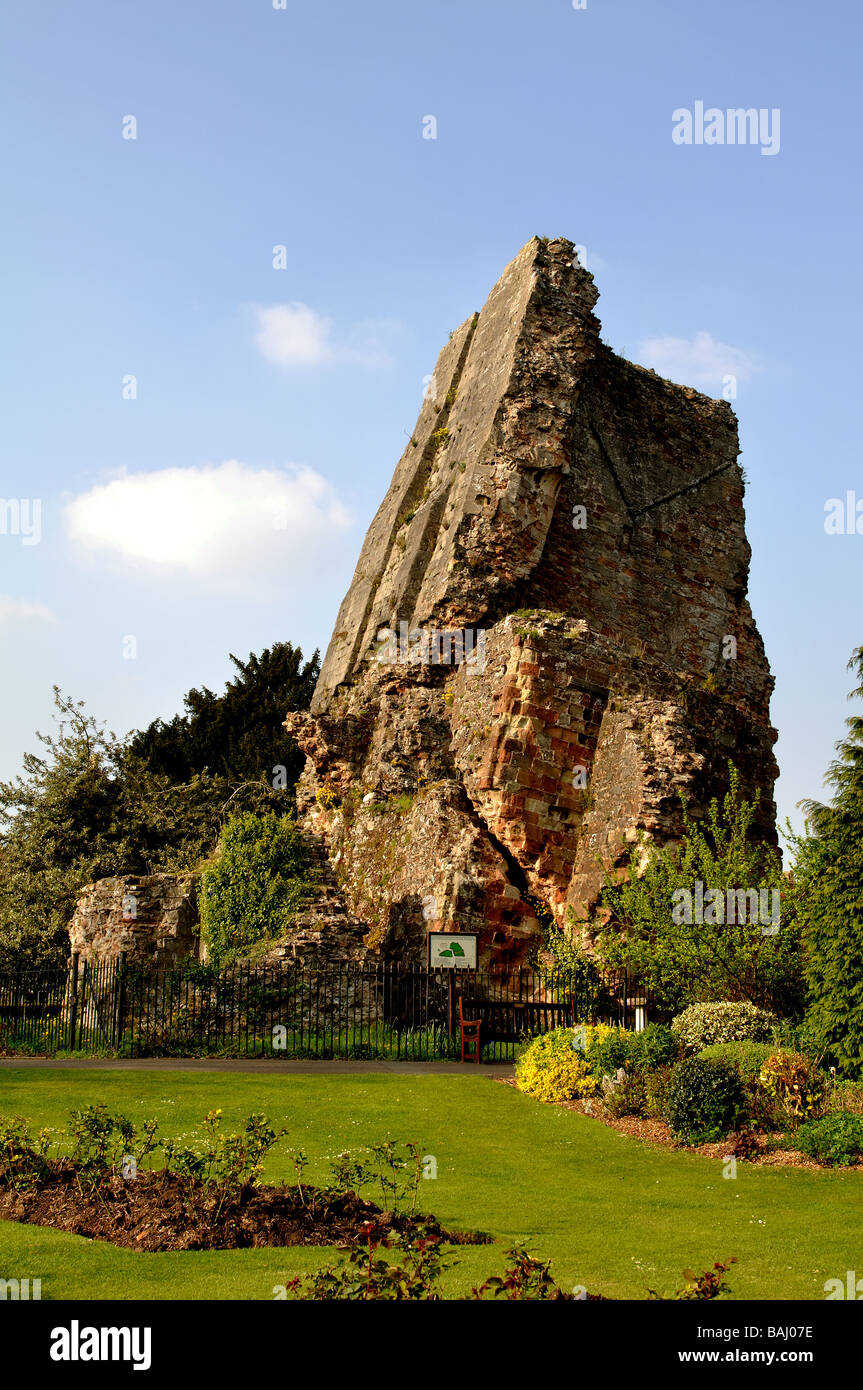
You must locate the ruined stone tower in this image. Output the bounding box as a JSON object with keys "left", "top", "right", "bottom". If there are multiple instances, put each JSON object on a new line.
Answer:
{"left": 286, "top": 237, "right": 777, "bottom": 969}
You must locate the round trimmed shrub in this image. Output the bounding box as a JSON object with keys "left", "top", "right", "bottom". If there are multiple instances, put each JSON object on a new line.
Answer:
{"left": 698, "top": 1042, "right": 780, "bottom": 1130}
{"left": 515, "top": 1028, "right": 598, "bottom": 1104}
{"left": 697, "top": 1041, "right": 774, "bottom": 1083}
{"left": 671, "top": 1001, "right": 778, "bottom": 1054}
{"left": 665, "top": 1056, "right": 745, "bottom": 1143}
{"left": 795, "top": 1112, "right": 863, "bottom": 1166}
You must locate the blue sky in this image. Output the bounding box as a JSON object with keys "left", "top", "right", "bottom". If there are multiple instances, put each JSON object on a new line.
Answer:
{"left": 1, "top": 0, "right": 861, "bottom": 841}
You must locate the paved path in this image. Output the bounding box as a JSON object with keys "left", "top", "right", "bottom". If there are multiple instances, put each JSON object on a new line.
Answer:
{"left": 0, "top": 1057, "right": 513, "bottom": 1076}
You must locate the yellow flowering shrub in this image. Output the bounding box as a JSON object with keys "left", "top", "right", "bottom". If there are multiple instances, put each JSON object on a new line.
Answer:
{"left": 515, "top": 1026, "right": 605, "bottom": 1103}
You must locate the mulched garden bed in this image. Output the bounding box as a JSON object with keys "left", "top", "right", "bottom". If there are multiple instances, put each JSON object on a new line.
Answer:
{"left": 498, "top": 1077, "right": 860, "bottom": 1170}
{"left": 566, "top": 1108, "right": 826, "bottom": 1167}
{"left": 0, "top": 1164, "right": 490, "bottom": 1253}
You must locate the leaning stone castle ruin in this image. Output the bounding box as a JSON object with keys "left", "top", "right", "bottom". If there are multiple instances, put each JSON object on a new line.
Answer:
{"left": 286, "top": 235, "right": 778, "bottom": 971}
{"left": 67, "top": 236, "right": 777, "bottom": 972}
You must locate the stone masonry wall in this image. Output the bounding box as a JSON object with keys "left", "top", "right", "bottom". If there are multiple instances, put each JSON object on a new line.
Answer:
{"left": 68, "top": 874, "right": 201, "bottom": 968}
{"left": 286, "top": 236, "right": 778, "bottom": 968}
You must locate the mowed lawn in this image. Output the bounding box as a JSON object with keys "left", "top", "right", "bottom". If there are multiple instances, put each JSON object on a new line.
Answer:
{"left": 0, "top": 1067, "right": 859, "bottom": 1301}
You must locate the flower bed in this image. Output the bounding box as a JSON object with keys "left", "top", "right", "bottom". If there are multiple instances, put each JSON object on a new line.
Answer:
{"left": 512, "top": 1008, "right": 863, "bottom": 1170}
{"left": 0, "top": 1105, "right": 489, "bottom": 1252}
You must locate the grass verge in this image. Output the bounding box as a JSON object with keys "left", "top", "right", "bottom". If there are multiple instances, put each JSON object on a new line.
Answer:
{"left": 0, "top": 1068, "right": 858, "bottom": 1300}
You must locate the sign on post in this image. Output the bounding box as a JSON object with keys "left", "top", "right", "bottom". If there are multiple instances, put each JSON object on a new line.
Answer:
{"left": 427, "top": 932, "right": 478, "bottom": 970}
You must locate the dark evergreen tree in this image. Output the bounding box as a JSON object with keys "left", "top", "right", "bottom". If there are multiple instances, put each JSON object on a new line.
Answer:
{"left": 129, "top": 643, "right": 319, "bottom": 786}
{"left": 795, "top": 645, "right": 863, "bottom": 1073}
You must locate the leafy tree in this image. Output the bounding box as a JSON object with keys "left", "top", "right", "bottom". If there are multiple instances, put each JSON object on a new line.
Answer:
{"left": 0, "top": 691, "right": 231, "bottom": 969}
{"left": 0, "top": 643, "right": 318, "bottom": 971}
{"left": 588, "top": 767, "right": 801, "bottom": 1015}
{"left": 199, "top": 811, "right": 314, "bottom": 968}
{"left": 793, "top": 645, "right": 863, "bottom": 1074}
{"left": 0, "top": 691, "right": 138, "bottom": 968}
{"left": 129, "top": 643, "right": 318, "bottom": 787}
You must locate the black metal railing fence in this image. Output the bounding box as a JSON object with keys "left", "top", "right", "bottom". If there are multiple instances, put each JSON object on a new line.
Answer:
{"left": 0, "top": 954, "right": 663, "bottom": 1061}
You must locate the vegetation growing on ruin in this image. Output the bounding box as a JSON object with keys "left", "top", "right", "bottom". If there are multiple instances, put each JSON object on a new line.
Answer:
{"left": 199, "top": 811, "right": 315, "bottom": 968}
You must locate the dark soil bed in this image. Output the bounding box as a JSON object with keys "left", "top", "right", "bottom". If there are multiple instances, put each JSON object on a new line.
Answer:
{"left": 0, "top": 1165, "right": 490, "bottom": 1253}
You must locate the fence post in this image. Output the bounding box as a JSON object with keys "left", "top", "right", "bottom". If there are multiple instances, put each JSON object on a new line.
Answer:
{"left": 114, "top": 952, "right": 127, "bottom": 1051}
{"left": 68, "top": 953, "right": 80, "bottom": 1052}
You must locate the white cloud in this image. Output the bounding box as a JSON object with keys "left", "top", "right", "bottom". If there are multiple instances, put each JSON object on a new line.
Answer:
{"left": 581, "top": 249, "right": 610, "bottom": 274}
{"left": 637, "top": 330, "right": 759, "bottom": 392}
{"left": 255, "top": 303, "right": 334, "bottom": 366}
{"left": 254, "top": 303, "right": 393, "bottom": 368}
{"left": 0, "top": 596, "right": 56, "bottom": 628}
{"left": 65, "top": 460, "right": 352, "bottom": 595}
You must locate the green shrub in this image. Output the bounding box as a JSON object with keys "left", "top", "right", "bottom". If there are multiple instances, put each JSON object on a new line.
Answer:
{"left": 697, "top": 1041, "right": 774, "bottom": 1083}
{"left": 828, "top": 1080, "right": 863, "bottom": 1116}
{"left": 590, "top": 766, "right": 800, "bottom": 1015}
{"left": 665, "top": 1056, "right": 745, "bottom": 1144}
{"left": 697, "top": 1043, "right": 784, "bottom": 1130}
{"left": 644, "top": 1066, "right": 673, "bottom": 1120}
{"left": 632, "top": 1023, "right": 679, "bottom": 1072}
{"left": 671, "top": 1001, "right": 778, "bottom": 1054}
{"left": 603, "top": 1074, "right": 648, "bottom": 1118}
{"left": 794, "top": 1112, "right": 863, "bottom": 1166}
{"left": 586, "top": 1024, "right": 678, "bottom": 1092}
{"left": 199, "top": 811, "right": 314, "bottom": 968}
{"left": 515, "top": 1028, "right": 598, "bottom": 1103}
{"left": 586, "top": 1026, "right": 637, "bottom": 1078}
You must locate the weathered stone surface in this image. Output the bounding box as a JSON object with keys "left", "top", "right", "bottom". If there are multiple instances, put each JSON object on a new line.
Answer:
{"left": 262, "top": 835, "right": 370, "bottom": 967}
{"left": 68, "top": 874, "right": 201, "bottom": 967}
{"left": 287, "top": 236, "right": 778, "bottom": 967}
{"left": 311, "top": 313, "right": 479, "bottom": 713}
{"left": 67, "top": 838, "right": 369, "bottom": 970}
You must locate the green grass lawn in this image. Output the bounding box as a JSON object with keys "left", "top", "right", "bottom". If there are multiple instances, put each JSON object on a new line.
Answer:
{"left": 0, "top": 1067, "right": 859, "bottom": 1300}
